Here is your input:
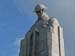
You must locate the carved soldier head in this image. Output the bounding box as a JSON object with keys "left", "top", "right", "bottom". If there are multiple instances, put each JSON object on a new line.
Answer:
{"left": 34, "top": 4, "right": 47, "bottom": 18}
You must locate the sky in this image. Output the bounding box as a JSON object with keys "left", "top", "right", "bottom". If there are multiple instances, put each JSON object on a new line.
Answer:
{"left": 0, "top": 0, "right": 75, "bottom": 56}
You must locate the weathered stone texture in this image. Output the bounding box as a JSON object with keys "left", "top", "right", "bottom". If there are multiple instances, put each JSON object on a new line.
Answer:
{"left": 19, "top": 18, "right": 65, "bottom": 56}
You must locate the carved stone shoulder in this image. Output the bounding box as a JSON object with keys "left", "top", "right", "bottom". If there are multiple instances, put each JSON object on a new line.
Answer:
{"left": 52, "top": 18, "right": 59, "bottom": 26}
{"left": 50, "top": 17, "right": 59, "bottom": 27}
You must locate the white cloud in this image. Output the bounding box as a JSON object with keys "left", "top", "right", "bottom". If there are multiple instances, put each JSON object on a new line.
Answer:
{"left": 14, "top": 37, "right": 24, "bottom": 48}
{"left": 12, "top": 37, "right": 24, "bottom": 56}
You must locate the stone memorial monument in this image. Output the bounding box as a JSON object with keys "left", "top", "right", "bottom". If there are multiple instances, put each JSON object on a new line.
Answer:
{"left": 19, "top": 4, "right": 65, "bottom": 56}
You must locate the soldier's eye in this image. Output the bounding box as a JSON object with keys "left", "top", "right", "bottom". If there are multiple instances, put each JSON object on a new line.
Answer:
{"left": 36, "top": 11, "right": 41, "bottom": 13}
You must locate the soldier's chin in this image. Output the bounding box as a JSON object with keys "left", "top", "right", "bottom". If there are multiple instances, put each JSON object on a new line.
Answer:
{"left": 37, "top": 14, "right": 42, "bottom": 17}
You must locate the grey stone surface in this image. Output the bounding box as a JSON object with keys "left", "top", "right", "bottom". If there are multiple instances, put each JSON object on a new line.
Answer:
{"left": 19, "top": 17, "right": 65, "bottom": 56}
{"left": 19, "top": 4, "right": 65, "bottom": 55}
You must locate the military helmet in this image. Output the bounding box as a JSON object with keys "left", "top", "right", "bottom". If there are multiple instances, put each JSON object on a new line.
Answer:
{"left": 34, "top": 4, "right": 47, "bottom": 12}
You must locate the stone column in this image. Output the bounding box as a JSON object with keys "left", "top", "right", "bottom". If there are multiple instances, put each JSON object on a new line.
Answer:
{"left": 58, "top": 26, "right": 65, "bottom": 56}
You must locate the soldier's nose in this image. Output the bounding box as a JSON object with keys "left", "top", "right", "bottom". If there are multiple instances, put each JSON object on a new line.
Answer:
{"left": 36, "top": 11, "right": 41, "bottom": 13}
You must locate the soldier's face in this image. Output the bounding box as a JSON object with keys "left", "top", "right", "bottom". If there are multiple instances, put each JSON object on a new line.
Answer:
{"left": 36, "top": 10, "right": 43, "bottom": 17}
